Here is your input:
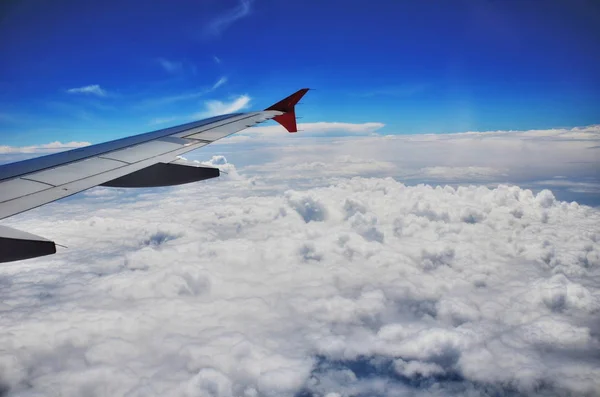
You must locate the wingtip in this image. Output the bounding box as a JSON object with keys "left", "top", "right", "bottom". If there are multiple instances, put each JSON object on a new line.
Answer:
{"left": 265, "top": 89, "right": 311, "bottom": 133}
{"left": 265, "top": 88, "right": 310, "bottom": 113}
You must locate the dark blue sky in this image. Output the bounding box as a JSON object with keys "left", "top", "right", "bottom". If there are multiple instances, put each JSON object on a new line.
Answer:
{"left": 1, "top": 0, "right": 599, "bottom": 145}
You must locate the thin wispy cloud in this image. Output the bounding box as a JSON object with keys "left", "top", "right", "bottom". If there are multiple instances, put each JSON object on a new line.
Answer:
{"left": 142, "top": 92, "right": 205, "bottom": 108}
{"left": 139, "top": 76, "right": 230, "bottom": 109}
{"left": 157, "top": 58, "right": 183, "bottom": 74}
{"left": 144, "top": 80, "right": 236, "bottom": 124}
{"left": 213, "top": 55, "right": 222, "bottom": 64}
{"left": 66, "top": 84, "right": 107, "bottom": 97}
{"left": 149, "top": 116, "right": 179, "bottom": 126}
{"left": 194, "top": 94, "right": 251, "bottom": 118}
{"left": 206, "top": 0, "right": 253, "bottom": 36}
{"left": 212, "top": 76, "right": 228, "bottom": 90}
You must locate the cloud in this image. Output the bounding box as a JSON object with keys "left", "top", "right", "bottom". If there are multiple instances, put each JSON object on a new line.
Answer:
{"left": 66, "top": 84, "right": 107, "bottom": 97}
{"left": 141, "top": 91, "right": 206, "bottom": 108}
{"left": 211, "top": 76, "right": 228, "bottom": 90}
{"left": 194, "top": 94, "right": 251, "bottom": 118}
{"left": 1, "top": 154, "right": 599, "bottom": 396}
{"left": 149, "top": 116, "right": 179, "bottom": 126}
{"left": 175, "top": 154, "right": 243, "bottom": 180}
{"left": 206, "top": 0, "right": 253, "bottom": 36}
{"left": 213, "top": 55, "right": 222, "bottom": 64}
{"left": 532, "top": 179, "right": 600, "bottom": 194}
{"left": 244, "top": 155, "right": 397, "bottom": 181}
{"left": 419, "top": 166, "right": 506, "bottom": 180}
{"left": 234, "top": 122, "right": 385, "bottom": 140}
{"left": 139, "top": 76, "right": 231, "bottom": 111}
{"left": 0, "top": 140, "right": 90, "bottom": 154}
{"left": 214, "top": 121, "right": 385, "bottom": 145}
{"left": 157, "top": 58, "right": 183, "bottom": 74}
{"left": 214, "top": 124, "right": 599, "bottom": 204}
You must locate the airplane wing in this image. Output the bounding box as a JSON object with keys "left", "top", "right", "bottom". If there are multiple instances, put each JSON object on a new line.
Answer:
{"left": 0, "top": 88, "right": 309, "bottom": 262}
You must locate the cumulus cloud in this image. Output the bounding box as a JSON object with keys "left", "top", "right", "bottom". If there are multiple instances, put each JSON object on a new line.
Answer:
{"left": 206, "top": 0, "right": 253, "bottom": 36}
{"left": 194, "top": 94, "right": 251, "bottom": 118}
{"left": 66, "top": 84, "right": 107, "bottom": 97}
{"left": 1, "top": 152, "right": 599, "bottom": 396}
{"left": 174, "top": 155, "right": 243, "bottom": 180}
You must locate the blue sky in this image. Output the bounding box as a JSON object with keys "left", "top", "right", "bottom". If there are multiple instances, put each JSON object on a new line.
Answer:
{"left": 1, "top": 0, "right": 599, "bottom": 146}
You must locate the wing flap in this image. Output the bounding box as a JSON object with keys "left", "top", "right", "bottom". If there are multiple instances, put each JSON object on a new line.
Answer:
{"left": 101, "top": 162, "right": 219, "bottom": 188}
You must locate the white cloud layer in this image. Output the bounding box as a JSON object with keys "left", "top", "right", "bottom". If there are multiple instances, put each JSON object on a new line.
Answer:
{"left": 234, "top": 122, "right": 385, "bottom": 140}
{"left": 212, "top": 123, "right": 599, "bottom": 204}
{"left": 1, "top": 154, "right": 599, "bottom": 396}
{"left": 66, "top": 84, "right": 107, "bottom": 97}
{"left": 1, "top": 123, "right": 598, "bottom": 204}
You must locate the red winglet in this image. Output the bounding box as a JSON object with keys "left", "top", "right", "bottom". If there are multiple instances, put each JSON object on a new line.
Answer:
{"left": 265, "top": 88, "right": 310, "bottom": 133}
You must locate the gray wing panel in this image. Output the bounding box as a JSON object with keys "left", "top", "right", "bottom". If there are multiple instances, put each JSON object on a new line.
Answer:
{"left": 0, "top": 111, "right": 278, "bottom": 220}
{"left": 0, "top": 178, "right": 51, "bottom": 202}
{"left": 100, "top": 138, "right": 192, "bottom": 163}
{"left": 26, "top": 157, "right": 125, "bottom": 186}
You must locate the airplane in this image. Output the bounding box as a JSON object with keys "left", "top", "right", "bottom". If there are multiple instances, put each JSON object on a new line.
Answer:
{"left": 0, "top": 88, "right": 309, "bottom": 263}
